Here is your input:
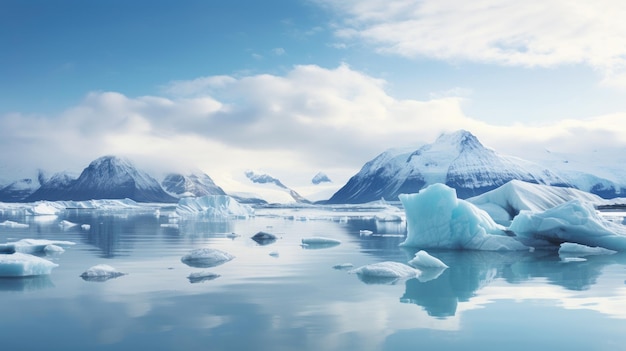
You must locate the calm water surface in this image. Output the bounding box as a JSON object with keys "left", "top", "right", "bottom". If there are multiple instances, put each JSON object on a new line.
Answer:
{"left": 1, "top": 206, "right": 625, "bottom": 351}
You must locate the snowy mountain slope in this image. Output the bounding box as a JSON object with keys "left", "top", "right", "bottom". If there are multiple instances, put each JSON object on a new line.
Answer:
{"left": 0, "top": 170, "right": 47, "bottom": 202}
{"left": 24, "top": 172, "right": 76, "bottom": 202}
{"left": 162, "top": 171, "right": 226, "bottom": 198}
{"left": 327, "top": 130, "right": 572, "bottom": 204}
{"left": 27, "top": 156, "right": 178, "bottom": 203}
{"left": 244, "top": 170, "right": 311, "bottom": 204}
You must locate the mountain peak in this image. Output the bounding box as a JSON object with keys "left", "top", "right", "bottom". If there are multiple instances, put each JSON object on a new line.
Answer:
{"left": 434, "top": 130, "right": 482, "bottom": 151}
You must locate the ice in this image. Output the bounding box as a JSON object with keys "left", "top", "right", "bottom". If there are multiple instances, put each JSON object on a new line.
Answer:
{"left": 251, "top": 231, "right": 277, "bottom": 245}
{"left": 28, "top": 202, "right": 62, "bottom": 216}
{"left": 81, "top": 224, "right": 91, "bottom": 230}
{"left": 558, "top": 242, "right": 617, "bottom": 256}
{"left": 187, "top": 271, "right": 220, "bottom": 283}
{"left": 332, "top": 263, "right": 354, "bottom": 270}
{"left": 408, "top": 250, "right": 449, "bottom": 269}
{"left": 269, "top": 251, "right": 279, "bottom": 257}
{"left": 59, "top": 220, "right": 78, "bottom": 229}
{"left": 0, "top": 220, "right": 29, "bottom": 228}
{"left": 509, "top": 200, "right": 626, "bottom": 251}
{"left": 44, "top": 244, "right": 64, "bottom": 254}
{"left": 80, "top": 264, "right": 126, "bottom": 282}
{"left": 181, "top": 248, "right": 235, "bottom": 268}
{"left": 0, "top": 253, "right": 58, "bottom": 277}
{"left": 359, "top": 230, "right": 373, "bottom": 236}
{"left": 400, "top": 184, "right": 528, "bottom": 251}
{"left": 301, "top": 237, "right": 341, "bottom": 249}
{"left": 0, "top": 239, "right": 76, "bottom": 254}
{"left": 175, "top": 195, "right": 254, "bottom": 218}
{"left": 350, "top": 261, "right": 420, "bottom": 284}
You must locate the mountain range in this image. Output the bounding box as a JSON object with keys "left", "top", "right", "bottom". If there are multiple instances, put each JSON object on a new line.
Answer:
{"left": 0, "top": 130, "right": 624, "bottom": 204}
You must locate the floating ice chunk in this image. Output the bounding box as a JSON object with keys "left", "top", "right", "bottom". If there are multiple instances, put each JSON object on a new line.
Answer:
{"left": 400, "top": 184, "right": 528, "bottom": 251}
{"left": 560, "top": 257, "right": 587, "bottom": 263}
{"left": 176, "top": 195, "right": 254, "bottom": 218}
{"left": 332, "top": 263, "right": 354, "bottom": 270}
{"left": 374, "top": 212, "right": 403, "bottom": 222}
{"left": 509, "top": 200, "right": 626, "bottom": 251}
{"left": 351, "top": 261, "right": 420, "bottom": 284}
{"left": 59, "top": 220, "right": 78, "bottom": 229}
{"left": 359, "top": 230, "right": 373, "bottom": 236}
{"left": 269, "top": 251, "right": 279, "bottom": 257}
{"left": 558, "top": 242, "right": 617, "bottom": 256}
{"left": 0, "top": 239, "right": 75, "bottom": 254}
{"left": 0, "top": 253, "right": 58, "bottom": 277}
{"left": 81, "top": 224, "right": 91, "bottom": 230}
{"left": 80, "top": 264, "right": 126, "bottom": 282}
{"left": 181, "top": 248, "right": 235, "bottom": 268}
{"left": 160, "top": 223, "right": 179, "bottom": 229}
{"left": 28, "top": 202, "right": 61, "bottom": 216}
{"left": 408, "top": 250, "right": 449, "bottom": 269}
{"left": 226, "top": 232, "right": 240, "bottom": 239}
{"left": 44, "top": 245, "right": 64, "bottom": 254}
{"left": 301, "top": 237, "right": 341, "bottom": 249}
{"left": 187, "top": 271, "right": 220, "bottom": 283}
{"left": 251, "top": 231, "right": 277, "bottom": 245}
{"left": 0, "top": 220, "right": 29, "bottom": 228}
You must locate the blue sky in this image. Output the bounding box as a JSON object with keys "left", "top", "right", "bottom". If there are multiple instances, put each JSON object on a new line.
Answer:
{"left": 2, "top": 0, "right": 626, "bottom": 193}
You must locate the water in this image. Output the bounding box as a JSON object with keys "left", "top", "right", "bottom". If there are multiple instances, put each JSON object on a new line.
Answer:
{"left": 1, "top": 206, "right": 626, "bottom": 351}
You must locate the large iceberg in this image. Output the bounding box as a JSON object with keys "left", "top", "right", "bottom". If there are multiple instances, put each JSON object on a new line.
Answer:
{"left": 509, "top": 200, "right": 626, "bottom": 251}
{"left": 0, "top": 253, "right": 58, "bottom": 277}
{"left": 175, "top": 195, "right": 254, "bottom": 218}
{"left": 400, "top": 184, "right": 527, "bottom": 251}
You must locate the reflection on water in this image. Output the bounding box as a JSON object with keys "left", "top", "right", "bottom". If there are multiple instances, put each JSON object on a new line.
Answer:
{"left": 0, "top": 207, "right": 625, "bottom": 351}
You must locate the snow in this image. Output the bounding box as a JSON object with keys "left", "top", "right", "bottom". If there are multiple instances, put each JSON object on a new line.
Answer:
{"left": 181, "top": 248, "right": 235, "bottom": 268}
{"left": 350, "top": 261, "right": 420, "bottom": 284}
{"left": 509, "top": 200, "right": 626, "bottom": 251}
{"left": 175, "top": 195, "right": 254, "bottom": 218}
{"left": 0, "top": 239, "right": 76, "bottom": 254}
{"left": 80, "top": 264, "right": 126, "bottom": 282}
{"left": 0, "top": 220, "right": 29, "bottom": 228}
{"left": 408, "top": 250, "right": 449, "bottom": 269}
{"left": 187, "top": 271, "right": 220, "bottom": 283}
{"left": 400, "top": 183, "right": 528, "bottom": 251}
{"left": 0, "top": 253, "right": 58, "bottom": 277}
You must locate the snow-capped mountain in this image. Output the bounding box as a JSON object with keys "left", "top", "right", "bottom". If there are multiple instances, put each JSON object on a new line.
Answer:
{"left": 327, "top": 130, "right": 572, "bottom": 203}
{"left": 0, "top": 170, "right": 46, "bottom": 202}
{"left": 27, "top": 156, "right": 178, "bottom": 203}
{"left": 24, "top": 171, "right": 76, "bottom": 202}
{"left": 244, "top": 170, "right": 311, "bottom": 204}
{"left": 161, "top": 171, "right": 226, "bottom": 198}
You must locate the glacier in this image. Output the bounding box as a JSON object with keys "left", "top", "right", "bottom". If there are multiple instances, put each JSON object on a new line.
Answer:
{"left": 401, "top": 182, "right": 626, "bottom": 252}
{"left": 0, "top": 253, "right": 58, "bottom": 277}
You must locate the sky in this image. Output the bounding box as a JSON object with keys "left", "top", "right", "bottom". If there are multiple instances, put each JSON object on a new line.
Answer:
{"left": 2, "top": 0, "right": 626, "bottom": 195}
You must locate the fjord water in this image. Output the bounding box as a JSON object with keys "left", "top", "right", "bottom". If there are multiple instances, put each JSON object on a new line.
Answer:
{"left": 1, "top": 207, "right": 625, "bottom": 351}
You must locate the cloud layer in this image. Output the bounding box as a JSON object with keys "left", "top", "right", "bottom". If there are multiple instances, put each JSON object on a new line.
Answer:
{"left": 318, "top": 0, "right": 626, "bottom": 87}
{"left": 2, "top": 64, "right": 625, "bottom": 189}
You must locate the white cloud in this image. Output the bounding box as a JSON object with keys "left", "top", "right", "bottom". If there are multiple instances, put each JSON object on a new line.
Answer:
{"left": 317, "top": 0, "right": 626, "bottom": 87}
{"left": 1, "top": 64, "right": 625, "bottom": 191}
{"left": 272, "top": 47, "right": 286, "bottom": 56}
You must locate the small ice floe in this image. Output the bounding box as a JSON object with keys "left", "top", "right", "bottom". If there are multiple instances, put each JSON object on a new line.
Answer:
{"left": 0, "top": 220, "right": 29, "bottom": 228}
{"left": 58, "top": 220, "right": 78, "bottom": 229}
{"left": 226, "top": 232, "right": 240, "bottom": 239}
{"left": 160, "top": 223, "right": 179, "bottom": 229}
{"left": 80, "top": 264, "right": 127, "bottom": 282}
{"left": 301, "top": 237, "right": 341, "bottom": 250}
{"left": 359, "top": 230, "right": 373, "bottom": 236}
{"left": 81, "top": 224, "right": 91, "bottom": 231}
{"left": 558, "top": 243, "right": 617, "bottom": 257}
{"left": 408, "top": 250, "right": 449, "bottom": 269}
{"left": 0, "top": 253, "right": 58, "bottom": 277}
{"left": 332, "top": 263, "right": 354, "bottom": 270}
{"left": 187, "top": 271, "right": 220, "bottom": 284}
{"left": 0, "top": 239, "right": 75, "bottom": 254}
{"left": 43, "top": 244, "right": 65, "bottom": 254}
{"left": 181, "top": 248, "right": 235, "bottom": 268}
{"left": 269, "top": 251, "right": 279, "bottom": 258}
{"left": 251, "top": 231, "right": 277, "bottom": 245}
{"left": 560, "top": 257, "right": 587, "bottom": 263}
{"left": 350, "top": 261, "right": 420, "bottom": 285}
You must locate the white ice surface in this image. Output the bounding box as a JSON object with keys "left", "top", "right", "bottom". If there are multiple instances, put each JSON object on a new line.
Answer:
{"left": 408, "top": 250, "right": 449, "bottom": 269}
{"left": 351, "top": 261, "right": 420, "bottom": 281}
{"left": 181, "top": 248, "right": 235, "bottom": 268}
{"left": 59, "top": 220, "right": 78, "bottom": 229}
{"left": 400, "top": 183, "right": 527, "bottom": 251}
{"left": 0, "top": 239, "right": 76, "bottom": 254}
{"left": 0, "top": 220, "right": 29, "bottom": 228}
{"left": 558, "top": 242, "right": 617, "bottom": 256}
{"left": 176, "top": 195, "right": 254, "bottom": 218}
{"left": 0, "top": 253, "right": 58, "bottom": 277}
{"left": 80, "top": 264, "right": 126, "bottom": 281}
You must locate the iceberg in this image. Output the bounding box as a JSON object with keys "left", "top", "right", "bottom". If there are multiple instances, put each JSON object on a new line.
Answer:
{"left": 28, "top": 202, "right": 62, "bottom": 216}
{"left": 175, "top": 195, "right": 254, "bottom": 218}
{"left": 80, "top": 264, "right": 126, "bottom": 282}
{"left": 59, "top": 220, "right": 78, "bottom": 229}
{"left": 558, "top": 242, "right": 617, "bottom": 256}
{"left": 187, "top": 271, "right": 220, "bottom": 283}
{"left": 0, "top": 220, "right": 29, "bottom": 228}
{"left": 0, "top": 239, "right": 75, "bottom": 254}
{"left": 351, "top": 261, "right": 420, "bottom": 284}
{"left": 400, "top": 184, "right": 528, "bottom": 251}
{"left": 408, "top": 250, "right": 449, "bottom": 269}
{"left": 301, "top": 237, "right": 341, "bottom": 249}
{"left": 0, "top": 253, "right": 58, "bottom": 277}
{"left": 181, "top": 248, "right": 235, "bottom": 268}
{"left": 251, "top": 231, "right": 277, "bottom": 245}
{"left": 509, "top": 200, "right": 626, "bottom": 251}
